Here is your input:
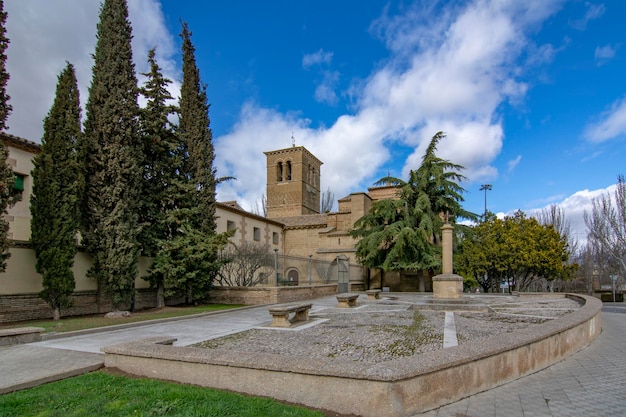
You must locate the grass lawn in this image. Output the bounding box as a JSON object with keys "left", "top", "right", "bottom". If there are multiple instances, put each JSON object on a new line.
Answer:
{"left": 0, "top": 371, "right": 325, "bottom": 417}
{"left": 0, "top": 304, "right": 246, "bottom": 333}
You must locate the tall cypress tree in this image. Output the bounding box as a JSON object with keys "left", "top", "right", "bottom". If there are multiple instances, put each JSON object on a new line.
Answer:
{"left": 82, "top": 0, "right": 142, "bottom": 309}
{"left": 31, "top": 63, "right": 81, "bottom": 320}
{"left": 138, "top": 48, "right": 184, "bottom": 307}
{"left": 149, "top": 23, "right": 231, "bottom": 304}
{"left": 0, "top": 0, "right": 15, "bottom": 271}
{"left": 137, "top": 48, "right": 178, "bottom": 258}
{"left": 179, "top": 22, "right": 217, "bottom": 234}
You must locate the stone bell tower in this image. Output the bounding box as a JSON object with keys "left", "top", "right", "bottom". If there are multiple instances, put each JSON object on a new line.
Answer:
{"left": 264, "top": 145, "right": 322, "bottom": 218}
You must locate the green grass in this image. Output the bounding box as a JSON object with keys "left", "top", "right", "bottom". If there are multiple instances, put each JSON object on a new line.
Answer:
{"left": 0, "top": 304, "right": 246, "bottom": 333}
{"left": 0, "top": 371, "right": 325, "bottom": 417}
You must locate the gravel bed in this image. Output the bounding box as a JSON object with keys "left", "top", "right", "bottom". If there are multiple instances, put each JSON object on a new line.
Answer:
{"left": 193, "top": 296, "right": 582, "bottom": 364}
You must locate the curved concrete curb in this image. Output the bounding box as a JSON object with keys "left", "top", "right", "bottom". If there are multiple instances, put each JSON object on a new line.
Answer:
{"left": 103, "top": 294, "right": 602, "bottom": 417}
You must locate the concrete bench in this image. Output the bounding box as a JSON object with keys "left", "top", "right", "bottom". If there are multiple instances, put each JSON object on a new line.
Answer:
{"left": 0, "top": 327, "right": 45, "bottom": 346}
{"left": 366, "top": 289, "right": 382, "bottom": 300}
{"left": 268, "top": 303, "right": 312, "bottom": 328}
{"left": 336, "top": 293, "right": 359, "bottom": 308}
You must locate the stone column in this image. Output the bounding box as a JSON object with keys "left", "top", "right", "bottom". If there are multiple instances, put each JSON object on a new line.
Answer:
{"left": 432, "top": 222, "right": 463, "bottom": 299}
{"left": 441, "top": 223, "right": 454, "bottom": 274}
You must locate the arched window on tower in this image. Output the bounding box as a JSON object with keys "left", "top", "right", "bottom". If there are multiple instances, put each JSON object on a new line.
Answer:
{"left": 286, "top": 161, "right": 292, "bottom": 181}
{"left": 277, "top": 162, "right": 283, "bottom": 181}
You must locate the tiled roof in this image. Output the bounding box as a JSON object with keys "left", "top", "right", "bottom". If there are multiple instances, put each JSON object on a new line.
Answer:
{"left": 0, "top": 132, "right": 41, "bottom": 153}
{"left": 268, "top": 213, "right": 328, "bottom": 228}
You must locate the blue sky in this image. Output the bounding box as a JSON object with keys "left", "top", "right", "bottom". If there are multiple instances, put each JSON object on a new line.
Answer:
{"left": 5, "top": 1, "right": 626, "bottom": 239}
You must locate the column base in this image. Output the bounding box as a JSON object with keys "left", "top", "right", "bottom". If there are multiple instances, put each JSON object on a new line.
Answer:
{"left": 432, "top": 274, "right": 464, "bottom": 299}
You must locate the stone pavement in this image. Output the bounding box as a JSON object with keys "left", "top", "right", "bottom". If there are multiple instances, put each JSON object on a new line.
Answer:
{"left": 414, "top": 310, "right": 626, "bottom": 417}
{"left": 0, "top": 297, "right": 624, "bottom": 417}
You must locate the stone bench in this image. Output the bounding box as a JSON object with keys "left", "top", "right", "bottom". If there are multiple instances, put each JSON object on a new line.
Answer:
{"left": 366, "top": 289, "right": 382, "bottom": 300}
{"left": 0, "top": 327, "right": 45, "bottom": 346}
{"left": 268, "top": 303, "right": 312, "bottom": 328}
{"left": 336, "top": 293, "right": 359, "bottom": 308}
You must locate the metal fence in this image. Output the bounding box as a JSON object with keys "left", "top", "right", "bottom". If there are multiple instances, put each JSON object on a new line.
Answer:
{"left": 218, "top": 253, "right": 364, "bottom": 288}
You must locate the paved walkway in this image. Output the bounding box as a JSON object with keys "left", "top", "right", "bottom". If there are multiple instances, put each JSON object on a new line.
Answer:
{"left": 416, "top": 310, "right": 626, "bottom": 417}
{"left": 0, "top": 297, "right": 624, "bottom": 417}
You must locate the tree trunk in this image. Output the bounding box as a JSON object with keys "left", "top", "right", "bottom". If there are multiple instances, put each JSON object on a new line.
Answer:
{"left": 53, "top": 306, "right": 60, "bottom": 321}
{"left": 156, "top": 282, "right": 165, "bottom": 308}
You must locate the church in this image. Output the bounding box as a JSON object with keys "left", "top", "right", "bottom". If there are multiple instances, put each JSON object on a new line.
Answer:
{"left": 0, "top": 133, "right": 432, "bottom": 321}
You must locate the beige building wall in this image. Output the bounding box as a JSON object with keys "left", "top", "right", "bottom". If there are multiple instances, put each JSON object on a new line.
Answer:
{"left": 216, "top": 202, "right": 283, "bottom": 251}
{"left": 0, "top": 247, "right": 152, "bottom": 295}
{"left": 2, "top": 134, "right": 40, "bottom": 242}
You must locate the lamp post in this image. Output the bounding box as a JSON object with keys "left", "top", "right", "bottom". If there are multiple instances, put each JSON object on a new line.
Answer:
{"left": 273, "top": 249, "right": 279, "bottom": 287}
{"left": 308, "top": 255, "right": 313, "bottom": 286}
{"left": 610, "top": 274, "right": 618, "bottom": 312}
{"left": 479, "top": 184, "right": 492, "bottom": 218}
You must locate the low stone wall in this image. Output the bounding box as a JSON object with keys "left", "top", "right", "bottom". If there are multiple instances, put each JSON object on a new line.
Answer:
{"left": 103, "top": 294, "right": 601, "bottom": 417}
{"left": 208, "top": 284, "right": 338, "bottom": 305}
{"left": 0, "top": 326, "right": 44, "bottom": 346}
{"left": 1, "top": 289, "right": 168, "bottom": 323}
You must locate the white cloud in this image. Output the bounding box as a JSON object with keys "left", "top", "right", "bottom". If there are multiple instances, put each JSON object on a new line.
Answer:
{"left": 594, "top": 44, "right": 616, "bottom": 66}
{"left": 569, "top": 2, "right": 605, "bottom": 30}
{"left": 584, "top": 96, "right": 626, "bottom": 142}
{"left": 508, "top": 155, "right": 522, "bottom": 172}
{"left": 525, "top": 184, "right": 617, "bottom": 245}
{"left": 313, "top": 71, "right": 340, "bottom": 105}
{"left": 302, "top": 49, "right": 333, "bottom": 68}
{"left": 5, "top": 0, "right": 178, "bottom": 142}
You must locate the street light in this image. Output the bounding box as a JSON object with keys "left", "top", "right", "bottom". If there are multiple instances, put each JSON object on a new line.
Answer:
{"left": 479, "top": 184, "right": 492, "bottom": 218}
{"left": 308, "top": 255, "right": 313, "bottom": 286}
{"left": 273, "top": 249, "right": 279, "bottom": 287}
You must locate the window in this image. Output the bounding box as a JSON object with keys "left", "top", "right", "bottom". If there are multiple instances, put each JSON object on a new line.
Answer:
{"left": 226, "top": 220, "right": 236, "bottom": 233}
{"left": 253, "top": 227, "right": 261, "bottom": 241}
{"left": 286, "top": 161, "right": 292, "bottom": 181}
{"left": 277, "top": 162, "right": 283, "bottom": 181}
{"left": 12, "top": 174, "right": 24, "bottom": 196}
{"left": 272, "top": 232, "right": 279, "bottom": 245}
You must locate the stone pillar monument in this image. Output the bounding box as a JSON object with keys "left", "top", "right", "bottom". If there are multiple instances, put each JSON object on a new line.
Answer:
{"left": 432, "top": 222, "right": 463, "bottom": 299}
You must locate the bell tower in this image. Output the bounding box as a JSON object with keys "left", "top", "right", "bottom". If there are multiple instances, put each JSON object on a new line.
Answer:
{"left": 264, "top": 145, "right": 322, "bottom": 218}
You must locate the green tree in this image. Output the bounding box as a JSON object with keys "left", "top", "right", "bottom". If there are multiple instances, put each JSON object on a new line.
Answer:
{"left": 458, "top": 211, "right": 575, "bottom": 292}
{"left": 179, "top": 22, "right": 217, "bottom": 234}
{"left": 148, "top": 23, "right": 231, "bottom": 304}
{"left": 81, "top": 0, "right": 142, "bottom": 310}
{"left": 137, "top": 48, "right": 189, "bottom": 307}
{"left": 0, "top": 0, "right": 15, "bottom": 272}
{"left": 137, "top": 48, "right": 179, "bottom": 258}
{"left": 350, "top": 132, "right": 475, "bottom": 277}
{"left": 31, "top": 63, "right": 81, "bottom": 320}
{"left": 0, "top": 0, "right": 10, "bottom": 130}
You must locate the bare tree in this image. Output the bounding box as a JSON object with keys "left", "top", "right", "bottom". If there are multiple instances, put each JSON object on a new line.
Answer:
{"left": 320, "top": 187, "right": 334, "bottom": 213}
{"left": 535, "top": 204, "right": 578, "bottom": 253}
{"left": 252, "top": 193, "right": 267, "bottom": 217}
{"left": 316, "top": 260, "right": 333, "bottom": 283}
{"left": 584, "top": 175, "right": 626, "bottom": 278}
{"left": 217, "top": 242, "right": 274, "bottom": 286}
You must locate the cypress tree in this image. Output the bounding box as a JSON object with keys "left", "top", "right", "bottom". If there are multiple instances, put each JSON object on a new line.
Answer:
{"left": 137, "top": 48, "right": 178, "bottom": 258}
{"left": 149, "top": 23, "right": 231, "bottom": 304}
{"left": 179, "top": 22, "right": 217, "bottom": 234}
{"left": 31, "top": 63, "right": 81, "bottom": 320}
{"left": 0, "top": 0, "right": 15, "bottom": 271}
{"left": 138, "top": 48, "right": 183, "bottom": 307}
{"left": 82, "top": 0, "right": 142, "bottom": 310}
